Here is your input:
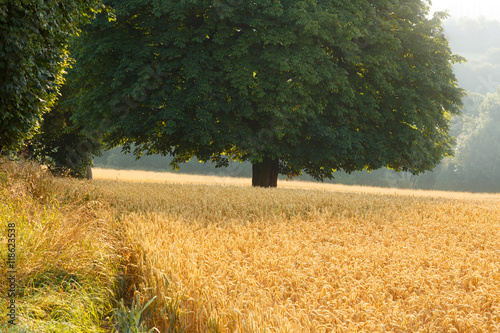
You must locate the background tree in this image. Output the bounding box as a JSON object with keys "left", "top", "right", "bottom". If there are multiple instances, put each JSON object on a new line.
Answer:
{"left": 444, "top": 18, "right": 500, "bottom": 95}
{"left": 29, "top": 82, "right": 103, "bottom": 178}
{"left": 451, "top": 88, "right": 500, "bottom": 192}
{"left": 71, "top": 0, "right": 463, "bottom": 187}
{"left": 0, "top": 0, "right": 107, "bottom": 153}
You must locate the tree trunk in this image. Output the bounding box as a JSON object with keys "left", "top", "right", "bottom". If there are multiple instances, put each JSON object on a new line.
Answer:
{"left": 252, "top": 158, "right": 279, "bottom": 188}
{"left": 86, "top": 166, "right": 93, "bottom": 180}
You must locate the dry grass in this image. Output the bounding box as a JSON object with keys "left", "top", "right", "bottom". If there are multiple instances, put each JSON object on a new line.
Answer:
{"left": 91, "top": 172, "right": 500, "bottom": 332}
{"left": 0, "top": 159, "right": 120, "bottom": 332}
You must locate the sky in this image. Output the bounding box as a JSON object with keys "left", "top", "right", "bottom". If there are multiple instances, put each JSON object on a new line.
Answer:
{"left": 429, "top": 0, "right": 500, "bottom": 21}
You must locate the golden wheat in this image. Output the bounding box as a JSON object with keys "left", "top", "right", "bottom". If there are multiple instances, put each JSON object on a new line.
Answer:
{"left": 91, "top": 170, "right": 500, "bottom": 332}
{"left": 92, "top": 167, "right": 500, "bottom": 201}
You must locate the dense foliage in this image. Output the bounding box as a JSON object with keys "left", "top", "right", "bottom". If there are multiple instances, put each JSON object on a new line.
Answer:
{"left": 71, "top": 0, "right": 463, "bottom": 187}
{"left": 29, "top": 84, "right": 103, "bottom": 178}
{"left": 0, "top": 0, "right": 106, "bottom": 152}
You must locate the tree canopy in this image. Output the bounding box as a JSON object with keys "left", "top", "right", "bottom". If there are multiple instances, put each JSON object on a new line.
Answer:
{"left": 70, "top": 0, "right": 464, "bottom": 187}
{"left": 0, "top": 0, "right": 107, "bottom": 153}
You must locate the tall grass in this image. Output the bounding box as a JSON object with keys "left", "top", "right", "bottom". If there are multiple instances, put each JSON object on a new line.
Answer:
{"left": 0, "top": 159, "right": 120, "bottom": 332}
{"left": 94, "top": 179, "right": 500, "bottom": 332}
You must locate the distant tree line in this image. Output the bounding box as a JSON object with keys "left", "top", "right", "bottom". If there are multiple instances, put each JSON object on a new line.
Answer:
{"left": 444, "top": 18, "right": 500, "bottom": 96}
{"left": 94, "top": 148, "right": 252, "bottom": 178}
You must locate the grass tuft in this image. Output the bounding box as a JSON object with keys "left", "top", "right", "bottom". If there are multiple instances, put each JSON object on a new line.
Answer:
{"left": 0, "top": 158, "right": 120, "bottom": 332}
{"left": 112, "top": 290, "right": 159, "bottom": 333}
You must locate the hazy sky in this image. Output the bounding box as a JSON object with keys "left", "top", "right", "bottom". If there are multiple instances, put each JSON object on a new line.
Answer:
{"left": 429, "top": 0, "right": 500, "bottom": 21}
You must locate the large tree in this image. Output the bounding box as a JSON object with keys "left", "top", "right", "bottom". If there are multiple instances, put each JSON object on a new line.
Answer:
{"left": 70, "top": 0, "right": 464, "bottom": 187}
{"left": 0, "top": 0, "right": 107, "bottom": 153}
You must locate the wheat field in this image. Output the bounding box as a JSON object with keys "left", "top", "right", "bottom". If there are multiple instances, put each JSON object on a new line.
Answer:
{"left": 92, "top": 167, "right": 500, "bottom": 201}
{"left": 93, "top": 169, "right": 500, "bottom": 332}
